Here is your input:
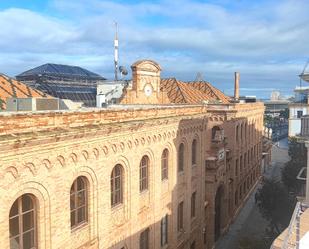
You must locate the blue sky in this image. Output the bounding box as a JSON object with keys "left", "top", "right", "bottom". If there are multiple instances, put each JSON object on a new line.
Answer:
{"left": 0, "top": 0, "right": 309, "bottom": 98}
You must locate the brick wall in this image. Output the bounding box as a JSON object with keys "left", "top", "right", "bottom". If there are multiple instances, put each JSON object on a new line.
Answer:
{"left": 0, "top": 102, "right": 265, "bottom": 249}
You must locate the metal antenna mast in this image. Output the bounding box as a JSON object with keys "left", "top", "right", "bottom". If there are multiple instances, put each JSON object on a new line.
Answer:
{"left": 114, "top": 21, "right": 119, "bottom": 81}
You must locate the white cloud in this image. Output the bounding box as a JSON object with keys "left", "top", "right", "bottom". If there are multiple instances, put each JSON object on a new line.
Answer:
{"left": 0, "top": 8, "right": 81, "bottom": 53}
{"left": 0, "top": 0, "right": 309, "bottom": 98}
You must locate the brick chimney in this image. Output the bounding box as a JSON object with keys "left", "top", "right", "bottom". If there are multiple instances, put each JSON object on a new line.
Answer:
{"left": 234, "top": 72, "right": 240, "bottom": 101}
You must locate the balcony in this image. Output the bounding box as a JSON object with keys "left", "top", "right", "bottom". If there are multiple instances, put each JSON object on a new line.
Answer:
{"left": 212, "top": 131, "right": 224, "bottom": 143}
{"left": 297, "top": 167, "right": 307, "bottom": 199}
{"left": 271, "top": 202, "right": 309, "bottom": 249}
{"left": 271, "top": 167, "right": 309, "bottom": 249}
{"left": 205, "top": 149, "right": 225, "bottom": 170}
{"left": 211, "top": 126, "right": 225, "bottom": 145}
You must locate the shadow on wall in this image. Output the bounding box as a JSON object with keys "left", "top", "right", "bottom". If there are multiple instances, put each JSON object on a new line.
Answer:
{"left": 106, "top": 113, "right": 264, "bottom": 249}
{"left": 3, "top": 110, "right": 265, "bottom": 249}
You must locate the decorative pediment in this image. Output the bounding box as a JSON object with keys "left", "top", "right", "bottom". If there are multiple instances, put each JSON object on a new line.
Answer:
{"left": 131, "top": 60, "right": 161, "bottom": 73}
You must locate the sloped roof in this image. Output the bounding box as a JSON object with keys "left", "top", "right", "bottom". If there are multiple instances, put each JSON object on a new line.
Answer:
{"left": 0, "top": 74, "right": 49, "bottom": 109}
{"left": 160, "top": 78, "right": 231, "bottom": 104}
{"left": 16, "top": 63, "right": 105, "bottom": 80}
{"left": 190, "top": 81, "right": 231, "bottom": 103}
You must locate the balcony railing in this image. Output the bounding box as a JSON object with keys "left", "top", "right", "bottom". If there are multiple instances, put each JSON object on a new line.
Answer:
{"left": 271, "top": 202, "right": 309, "bottom": 249}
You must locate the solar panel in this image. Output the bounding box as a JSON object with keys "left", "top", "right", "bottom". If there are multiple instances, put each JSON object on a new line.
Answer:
{"left": 16, "top": 63, "right": 105, "bottom": 81}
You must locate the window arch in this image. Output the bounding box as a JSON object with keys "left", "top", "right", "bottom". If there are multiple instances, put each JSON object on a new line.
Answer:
{"left": 111, "top": 164, "right": 123, "bottom": 206}
{"left": 178, "top": 143, "right": 185, "bottom": 172}
{"left": 140, "top": 155, "right": 149, "bottom": 192}
{"left": 245, "top": 123, "right": 248, "bottom": 139}
{"left": 212, "top": 126, "right": 221, "bottom": 141}
{"left": 240, "top": 123, "right": 243, "bottom": 140}
{"left": 161, "top": 149, "right": 169, "bottom": 180}
{"left": 234, "top": 191, "right": 238, "bottom": 206}
{"left": 9, "top": 194, "right": 37, "bottom": 249}
{"left": 140, "top": 227, "right": 150, "bottom": 249}
{"left": 70, "top": 176, "right": 88, "bottom": 229}
{"left": 192, "top": 139, "right": 197, "bottom": 165}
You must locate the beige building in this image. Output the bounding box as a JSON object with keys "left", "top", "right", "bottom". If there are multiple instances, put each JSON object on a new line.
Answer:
{"left": 0, "top": 60, "right": 265, "bottom": 249}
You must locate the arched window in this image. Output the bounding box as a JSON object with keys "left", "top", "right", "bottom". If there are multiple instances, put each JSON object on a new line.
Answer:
{"left": 161, "top": 149, "right": 169, "bottom": 180}
{"left": 234, "top": 191, "right": 238, "bottom": 206}
{"left": 251, "top": 148, "right": 253, "bottom": 165}
{"left": 70, "top": 176, "right": 88, "bottom": 229}
{"left": 244, "top": 153, "right": 247, "bottom": 168}
{"left": 140, "top": 155, "right": 149, "bottom": 192}
{"left": 245, "top": 123, "right": 248, "bottom": 139}
{"left": 212, "top": 126, "right": 222, "bottom": 141}
{"left": 192, "top": 139, "right": 197, "bottom": 165}
{"left": 140, "top": 227, "right": 150, "bottom": 249}
{"left": 111, "top": 164, "right": 123, "bottom": 206}
{"left": 239, "top": 185, "right": 242, "bottom": 199}
{"left": 9, "top": 194, "right": 37, "bottom": 249}
{"left": 241, "top": 124, "right": 243, "bottom": 140}
{"left": 178, "top": 143, "right": 185, "bottom": 172}
{"left": 235, "top": 159, "right": 239, "bottom": 176}
{"left": 240, "top": 155, "right": 243, "bottom": 172}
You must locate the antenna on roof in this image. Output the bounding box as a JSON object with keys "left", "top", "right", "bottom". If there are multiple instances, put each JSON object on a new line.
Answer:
{"left": 195, "top": 72, "right": 204, "bottom": 82}
{"left": 114, "top": 21, "right": 119, "bottom": 81}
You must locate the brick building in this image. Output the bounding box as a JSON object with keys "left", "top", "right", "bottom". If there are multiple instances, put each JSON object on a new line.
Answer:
{"left": 0, "top": 60, "right": 265, "bottom": 249}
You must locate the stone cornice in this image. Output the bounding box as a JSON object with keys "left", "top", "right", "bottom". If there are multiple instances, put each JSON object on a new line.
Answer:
{"left": 0, "top": 102, "right": 264, "bottom": 137}
{"left": 0, "top": 105, "right": 208, "bottom": 135}
{"left": 0, "top": 113, "right": 206, "bottom": 149}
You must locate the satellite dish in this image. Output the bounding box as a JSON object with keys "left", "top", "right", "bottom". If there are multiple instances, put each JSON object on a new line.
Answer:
{"left": 119, "top": 66, "right": 128, "bottom": 76}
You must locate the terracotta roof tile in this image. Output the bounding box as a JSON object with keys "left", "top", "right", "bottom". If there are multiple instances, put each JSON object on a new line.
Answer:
{"left": 160, "top": 78, "right": 186, "bottom": 104}
{"left": 0, "top": 74, "right": 49, "bottom": 109}
{"left": 161, "top": 78, "right": 231, "bottom": 104}
{"left": 189, "top": 81, "right": 231, "bottom": 104}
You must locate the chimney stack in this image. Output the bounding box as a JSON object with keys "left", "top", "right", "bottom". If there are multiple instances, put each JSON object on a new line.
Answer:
{"left": 234, "top": 72, "right": 240, "bottom": 101}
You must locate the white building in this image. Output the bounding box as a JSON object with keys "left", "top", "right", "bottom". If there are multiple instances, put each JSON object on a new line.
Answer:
{"left": 96, "top": 80, "right": 129, "bottom": 107}
{"left": 289, "top": 86, "right": 309, "bottom": 137}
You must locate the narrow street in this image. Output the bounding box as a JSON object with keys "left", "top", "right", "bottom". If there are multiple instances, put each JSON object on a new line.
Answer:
{"left": 215, "top": 138, "right": 290, "bottom": 249}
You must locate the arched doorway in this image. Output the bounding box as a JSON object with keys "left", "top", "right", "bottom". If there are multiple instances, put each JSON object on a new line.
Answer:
{"left": 215, "top": 185, "right": 224, "bottom": 241}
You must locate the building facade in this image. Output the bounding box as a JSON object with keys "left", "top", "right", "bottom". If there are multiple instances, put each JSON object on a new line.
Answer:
{"left": 0, "top": 60, "right": 265, "bottom": 249}
{"left": 289, "top": 86, "right": 309, "bottom": 137}
{"left": 289, "top": 102, "right": 309, "bottom": 137}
